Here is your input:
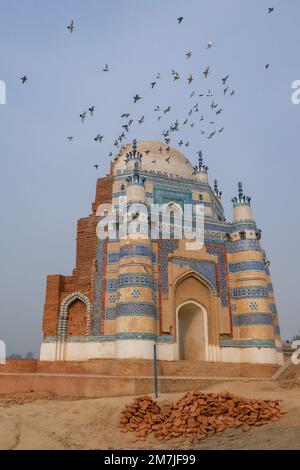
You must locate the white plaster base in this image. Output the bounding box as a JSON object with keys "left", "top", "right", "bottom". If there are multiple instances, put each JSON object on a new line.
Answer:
{"left": 220, "top": 346, "right": 283, "bottom": 365}
{"left": 40, "top": 341, "right": 284, "bottom": 365}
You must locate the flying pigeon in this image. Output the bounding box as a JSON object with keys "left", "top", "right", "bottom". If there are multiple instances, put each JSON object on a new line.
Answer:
{"left": 207, "top": 40, "right": 213, "bottom": 49}
{"left": 103, "top": 64, "right": 109, "bottom": 72}
{"left": 188, "top": 73, "right": 193, "bottom": 84}
{"left": 89, "top": 106, "right": 95, "bottom": 116}
{"left": 67, "top": 136, "right": 74, "bottom": 142}
{"left": 190, "top": 91, "right": 195, "bottom": 97}
{"left": 265, "top": 63, "right": 270, "bottom": 69}
{"left": 177, "top": 17, "right": 184, "bottom": 24}
{"left": 154, "top": 105, "right": 160, "bottom": 112}
{"left": 21, "top": 75, "right": 28, "bottom": 84}
{"left": 219, "top": 127, "right": 224, "bottom": 133}
{"left": 206, "top": 90, "right": 213, "bottom": 97}
{"left": 165, "top": 156, "right": 171, "bottom": 163}
{"left": 94, "top": 134, "right": 103, "bottom": 142}
{"left": 185, "top": 141, "right": 190, "bottom": 147}
{"left": 80, "top": 111, "right": 87, "bottom": 123}
{"left": 121, "top": 113, "right": 130, "bottom": 118}
{"left": 183, "top": 119, "right": 188, "bottom": 125}
{"left": 163, "top": 106, "right": 171, "bottom": 114}
{"left": 222, "top": 75, "right": 229, "bottom": 85}
{"left": 67, "top": 20, "right": 74, "bottom": 33}
{"left": 178, "top": 140, "right": 183, "bottom": 146}
{"left": 268, "top": 7, "right": 274, "bottom": 14}
{"left": 94, "top": 164, "right": 99, "bottom": 170}
{"left": 186, "top": 51, "right": 192, "bottom": 59}
{"left": 151, "top": 82, "right": 157, "bottom": 88}
{"left": 133, "top": 94, "right": 142, "bottom": 103}
{"left": 230, "top": 90, "right": 235, "bottom": 96}
{"left": 203, "top": 67, "right": 210, "bottom": 78}
{"left": 207, "top": 131, "right": 216, "bottom": 139}
{"left": 138, "top": 115, "right": 144, "bottom": 124}
{"left": 224, "top": 87, "right": 229, "bottom": 95}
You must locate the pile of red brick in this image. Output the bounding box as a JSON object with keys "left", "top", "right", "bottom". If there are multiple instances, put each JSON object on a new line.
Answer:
{"left": 119, "top": 396, "right": 168, "bottom": 439}
{"left": 119, "top": 391, "right": 285, "bottom": 441}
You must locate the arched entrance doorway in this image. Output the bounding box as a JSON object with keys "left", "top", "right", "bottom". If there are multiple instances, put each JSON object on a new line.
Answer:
{"left": 176, "top": 301, "right": 208, "bottom": 361}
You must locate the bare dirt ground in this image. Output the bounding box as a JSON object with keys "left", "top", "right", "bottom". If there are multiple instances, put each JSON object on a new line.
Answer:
{"left": 0, "top": 379, "right": 299, "bottom": 450}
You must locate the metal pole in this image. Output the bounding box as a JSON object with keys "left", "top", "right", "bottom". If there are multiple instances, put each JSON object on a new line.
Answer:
{"left": 153, "top": 343, "right": 158, "bottom": 399}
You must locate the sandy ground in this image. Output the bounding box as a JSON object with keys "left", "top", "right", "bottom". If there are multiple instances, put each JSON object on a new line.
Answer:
{"left": 0, "top": 379, "right": 299, "bottom": 450}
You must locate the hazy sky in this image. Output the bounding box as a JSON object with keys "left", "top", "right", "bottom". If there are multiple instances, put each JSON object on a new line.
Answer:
{"left": 0, "top": 0, "right": 299, "bottom": 355}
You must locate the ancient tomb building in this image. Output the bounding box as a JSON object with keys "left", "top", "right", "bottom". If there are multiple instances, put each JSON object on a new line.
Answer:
{"left": 40, "top": 140, "right": 283, "bottom": 364}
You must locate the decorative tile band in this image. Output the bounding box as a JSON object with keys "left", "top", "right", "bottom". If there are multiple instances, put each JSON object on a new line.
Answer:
{"left": 120, "top": 244, "right": 151, "bottom": 259}
{"left": 229, "top": 261, "right": 266, "bottom": 273}
{"left": 226, "top": 240, "right": 261, "bottom": 253}
{"left": 116, "top": 302, "right": 155, "bottom": 317}
{"left": 118, "top": 273, "right": 153, "bottom": 288}
{"left": 43, "top": 334, "right": 174, "bottom": 343}
{"left": 220, "top": 339, "right": 276, "bottom": 348}
{"left": 231, "top": 286, "right": 269, "bottom": 299}
{"left": 232, "top": 313, "right": 273, "bottom": 326}
{"left": 107, "top": 250, "right": 157, "bottom": 264}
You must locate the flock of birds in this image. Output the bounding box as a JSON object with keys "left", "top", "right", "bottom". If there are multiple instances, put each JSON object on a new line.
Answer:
{"left": 19, "top": 7, "right": 276, "bottom": 171}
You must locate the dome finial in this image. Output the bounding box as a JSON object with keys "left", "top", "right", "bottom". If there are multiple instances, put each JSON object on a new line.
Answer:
{"left": 214, "top": 179, "right": 222, "bottom": 199}
{"left": 232, "top": 181, "right": 251, "bottom": 207}
{"left": 197, "top": 150, "right": 208, "bottom": 173}
{"left": 238, "top": 182, "right": 243, "bottom": 198}
{"left": 125, "top": 139, "right": 143, "bottom": 163}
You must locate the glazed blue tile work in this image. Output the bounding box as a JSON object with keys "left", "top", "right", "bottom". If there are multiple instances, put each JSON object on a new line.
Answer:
{"left": 226, "top": 239, "right": 261, "bottom": 253}
{"left": 220, "top": 339, "right": 275, "bottom": 348}
{"left": 232, "top": 313, "right": 273, "bottom": 326}
{"left": 231, "top": 286, "right": 269, "bottom": 299}
{"left": 206, "top": 244, "right": 229, "bottom": 307}
{"left": 116, "top": 302, "right": 155, "bottom": 317}
{"left": 92, "top": 238, "right": 105, "bottom": 335}
{"left": 171, "top": 257, "right": 217, "bottom": 290}
{"left": 159, "top": 239, "right": 180, "bottom": 294}
{"left": 118, "top": 273, "right": 152, "bottom": 288}
{"left": 120, "top": 244, "right": 151, "bottom": 258}
{"left": 228, "top": 261, "right": 266, "bottom": 273}
{"left": 153, "top": 187, "right": 192, "bottom": 207}
{"left": 131, "top": 289, "right": 141, "bottom": 298}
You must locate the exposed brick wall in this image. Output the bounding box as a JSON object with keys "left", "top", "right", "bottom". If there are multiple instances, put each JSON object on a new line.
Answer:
{"left": 42, "top": 175, "right": 113, "bottom": 338}
{"left": 67, "top": 300, "right": 87, "bottom": 336}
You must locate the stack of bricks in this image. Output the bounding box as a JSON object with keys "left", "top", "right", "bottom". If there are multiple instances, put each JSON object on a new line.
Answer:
{"left": 119, "top": 391, "right": 285, "bottom": 441}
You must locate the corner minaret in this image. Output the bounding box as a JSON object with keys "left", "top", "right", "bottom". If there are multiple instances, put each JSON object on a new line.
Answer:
{"left": 226, "top": 182, "right": 283, "bottom": 365}
{"left": 232, "top": 182, "right": 254, "bottom": 223}
{"left": 115, "top": 140, "right": 155, "bottom": 358}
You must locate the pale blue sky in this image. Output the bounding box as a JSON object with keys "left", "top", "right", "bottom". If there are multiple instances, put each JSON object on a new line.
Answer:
{"left": 0, "top": 0, "right": 299, "bottom": 355}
